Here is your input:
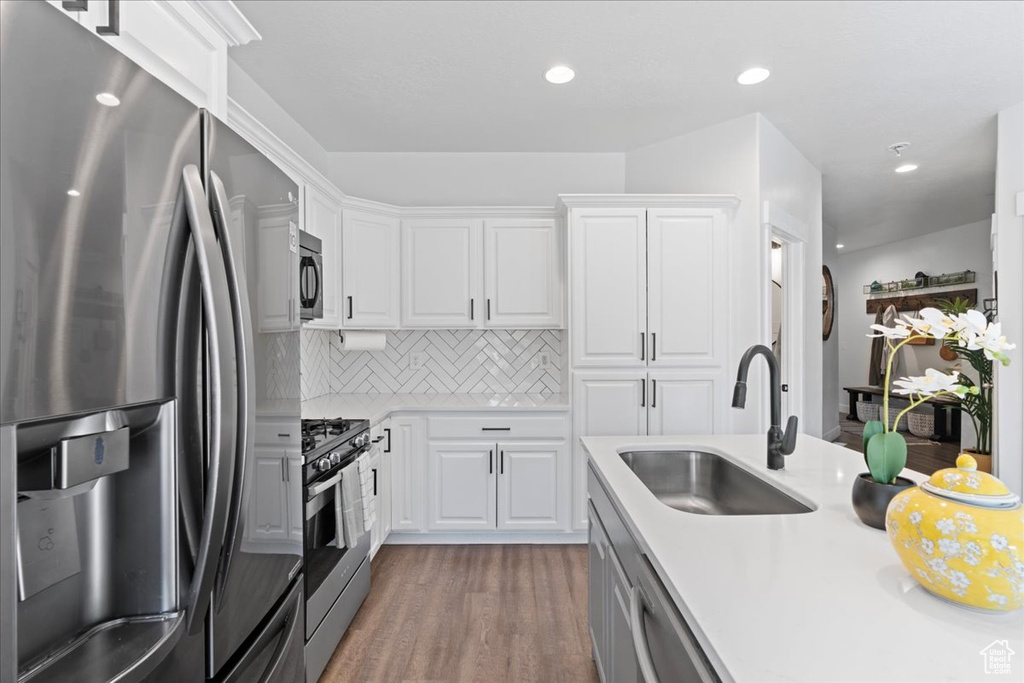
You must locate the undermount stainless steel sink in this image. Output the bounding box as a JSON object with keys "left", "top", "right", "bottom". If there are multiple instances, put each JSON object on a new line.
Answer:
{"left": 618, "top": 450, "right": 814, "bottom": 515}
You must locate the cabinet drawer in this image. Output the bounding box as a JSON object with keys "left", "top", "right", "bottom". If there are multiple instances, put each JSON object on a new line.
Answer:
{"left": 427, "top": 415, "right": 567, "bottom": 440}
{"left": 255, "top": 422, "right": 300, "bottom": 447}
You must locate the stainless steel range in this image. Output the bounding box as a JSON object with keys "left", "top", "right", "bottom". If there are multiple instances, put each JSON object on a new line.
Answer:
{"left": 301, "top": 417, "right": 371, "bottom": 683}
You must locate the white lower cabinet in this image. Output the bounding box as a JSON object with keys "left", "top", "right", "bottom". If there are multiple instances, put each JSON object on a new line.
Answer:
{"left": 390, "top": 411, "right": 572, "bottom": 536}
{"left": 249, "top": 445, "right": 302, "bottom": 545}
{"left": 390, "top": 416, "right": 427, "bottom": 532}
{"left": 428, "top": 442, "right": 497, "bottom": 531}
{"left": 497, "top": 442, "right": 568, "bottom": 530}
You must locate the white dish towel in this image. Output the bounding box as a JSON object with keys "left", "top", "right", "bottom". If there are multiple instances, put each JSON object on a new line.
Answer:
{"left": 357, "top": 452, "right": 376, "bottom": 532}
{"left": 340, "top": 461, "right": 364, "bottom": 547}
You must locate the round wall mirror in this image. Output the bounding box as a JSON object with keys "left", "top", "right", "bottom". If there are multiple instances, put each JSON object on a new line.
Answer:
{"left": 822, "top": 265, "right": 835, "bottom": 340}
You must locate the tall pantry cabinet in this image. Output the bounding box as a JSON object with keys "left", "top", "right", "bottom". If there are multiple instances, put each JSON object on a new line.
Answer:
{"left": 562, "top": 195, "right": 740, "bottom": 530}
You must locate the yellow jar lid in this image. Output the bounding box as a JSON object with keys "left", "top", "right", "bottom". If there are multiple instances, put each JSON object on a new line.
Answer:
{"left": 921, "top": 454, "right": 1020, "bottom": 508}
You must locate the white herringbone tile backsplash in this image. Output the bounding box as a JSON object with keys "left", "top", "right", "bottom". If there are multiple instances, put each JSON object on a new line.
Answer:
{"left": 300, "top": 329, "right": 563, "bottom": 399}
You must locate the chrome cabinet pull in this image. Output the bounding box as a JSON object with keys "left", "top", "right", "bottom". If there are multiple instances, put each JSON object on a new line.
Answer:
{"left": 500, "top": 450, "right": 504, "bottom": 475}
{"left": 384, "top": 428, "right": 392, "bottom": 453}
{"left": 641, "top": 378, "right": 646, "bottom": 407}
{"left": 640, "top": 332, "right": 645, "bottom": 361}
{"left": 652, "top": 379, "right": 657, "bottom": 409}
{"left": 489, "top": 449, "right": 494, "bottom": 474}
{"left": 487, "top": 299, "right": 491, "bottom": 321}
{"left": 347, "top": 295, "right": 353, "bottom": 319}
{"left": 470, "top": 298, "right": 475, "bottom": 320}
{"left": 481, "top": 427, "right": 511, "bottom": 432}
{"left": 651, "top": 332, "right": 657, "bottom": 361}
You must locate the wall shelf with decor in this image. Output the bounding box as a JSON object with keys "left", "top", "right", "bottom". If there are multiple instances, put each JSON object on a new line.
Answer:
{"left": 862, "top": 269, "right": 977, "bottom": 314}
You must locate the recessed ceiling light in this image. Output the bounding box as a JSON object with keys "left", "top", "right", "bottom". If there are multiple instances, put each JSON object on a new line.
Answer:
{"left": 544, "top": 65, "right": 575, "bottom": 84}
{"left": 736, "top": 67, "right": 770, "bottom": 85}
{"left": 836, "top": 243, "right": 845, "bottom": 249}
{"left": 895, "top": 163, "right": 919, "bottom": 173}
{"left": 95, "top": 92, "right": 120, "bottom": 107}
{"left": 67, "top": 189, "right": 81, "bottom": 197}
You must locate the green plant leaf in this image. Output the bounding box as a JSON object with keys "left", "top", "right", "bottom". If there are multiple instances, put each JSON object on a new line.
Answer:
{"left": 866, "top": 432, "right": 908, "bottom": 484}
{"left": 862, "top": 420, "right": 884, "bottom": 465}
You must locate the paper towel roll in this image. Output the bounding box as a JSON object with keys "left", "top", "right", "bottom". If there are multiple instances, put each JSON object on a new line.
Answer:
{"left": 338, "top": 331, "right": 387, "bottom": 351}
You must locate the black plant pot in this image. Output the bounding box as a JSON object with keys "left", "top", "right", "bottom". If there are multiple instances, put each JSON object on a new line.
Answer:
{"left": 851, "top": 473, "right": 916, "bottom": 530}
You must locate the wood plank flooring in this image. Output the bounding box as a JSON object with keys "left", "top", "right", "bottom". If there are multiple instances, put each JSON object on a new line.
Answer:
{"left": 835, "top": 412, "right": 960, "bottom": 475}
{"left": 320, "top": 545, "right": 599, "bottom": 683}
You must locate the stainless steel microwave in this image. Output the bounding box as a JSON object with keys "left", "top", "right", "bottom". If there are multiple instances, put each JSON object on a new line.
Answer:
{"left": 299, "top": 230, "right": 323, "bottom": 321}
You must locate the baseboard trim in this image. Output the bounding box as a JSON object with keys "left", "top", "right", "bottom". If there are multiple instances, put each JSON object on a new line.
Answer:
{"left": 839, "top": 402, "right": 850, "bottom": 415}
{"left": 823, "top": 425, "right": 842, "bottom": 442}
{"left": 385, "top": 531, "right": 587, "bottom": 545}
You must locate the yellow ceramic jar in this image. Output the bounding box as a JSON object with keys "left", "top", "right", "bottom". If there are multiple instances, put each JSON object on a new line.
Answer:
{"left": 886, "top": 454, "right": 1023, "bottom": 612}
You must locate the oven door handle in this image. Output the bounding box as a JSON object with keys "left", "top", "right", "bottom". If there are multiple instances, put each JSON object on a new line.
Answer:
{"left": 308, "top": 471, "right": 342, "bottom": 498}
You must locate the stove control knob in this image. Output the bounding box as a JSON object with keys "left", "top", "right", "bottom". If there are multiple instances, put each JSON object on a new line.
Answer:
{"left": 316, "top": 457, "right": 332, "bottom": 472}
{"left": 329, "top": 452, "right": 341, "bottom": 466}
{"left": 360, "top": 433, "right": 370, "bottom": 447}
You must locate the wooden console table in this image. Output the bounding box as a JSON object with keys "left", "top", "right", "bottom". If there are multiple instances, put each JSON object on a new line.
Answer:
{"left": 843, "top": 385, "right": 961, "bottom": 443}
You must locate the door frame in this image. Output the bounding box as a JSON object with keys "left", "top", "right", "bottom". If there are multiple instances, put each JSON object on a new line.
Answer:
{"left": 761, "top": 202, "right": 806, "bottom": 430}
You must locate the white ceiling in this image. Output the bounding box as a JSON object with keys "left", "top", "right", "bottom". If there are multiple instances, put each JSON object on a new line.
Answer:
{"left": 230, "top": 0, "right": 1023, "bottom": 251}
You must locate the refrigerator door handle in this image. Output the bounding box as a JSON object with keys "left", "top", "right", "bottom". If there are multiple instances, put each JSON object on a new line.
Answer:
{"left": 174, "top": 165, "right": 238, "bottom": 636}
{"left": 208, "top": 171, "right": 256, "bottom": 610}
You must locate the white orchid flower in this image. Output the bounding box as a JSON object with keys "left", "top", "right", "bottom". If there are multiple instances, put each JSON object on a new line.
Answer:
{"left": 891, "top": 368, "right": 976, "bottom": 397}
{"left": 974, "top": 322, "right": 1016, "bottom": 363}
{"left": 911, "top": 307, "right": 959, "bottom": 338}
{"left": 867, "top": 321, "right": 912, "bottom": 339}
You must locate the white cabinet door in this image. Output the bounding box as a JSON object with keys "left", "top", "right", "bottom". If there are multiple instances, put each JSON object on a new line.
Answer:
{"left": 257, "top": 217, "right": 298, "bottom": 332}
{"left": 427, "top": 441, "right": 496, "bottom": 531}
{"left": 496, "top": 442, "right": 567, "bottom": 530}
{"left": 570, "top": 209, "right": 647, "bottom": 367}
{"left": 369, "top": 448, "right": 383, "bottom": 557}
{"left": 286, "top": 453, "right": 303, "bottom": 542}
{"left": 249, "top": 448, "right": 288, "bottom": 542}
{"left": 484, "top": 218, "right": 561, "bottom": 328}
{"left": 390, "top": 417, "right": 426, "bottom": 532}
{"left": 648, "top": 209, "right": 726, "bottom": 367}
{"left": 303, "top": 186, "right": 342, "bottom": 328}
{"left": 342, "top": 208, "right": 401, "bottom": 328}
{"left": 402, "top": 218, "right": 482, "bottom": 327}
{"left": 571, "top": 371, "right": 648, "bottom": 530}
{"left": 648, "top": 371, "right": 724, "bottom": 436}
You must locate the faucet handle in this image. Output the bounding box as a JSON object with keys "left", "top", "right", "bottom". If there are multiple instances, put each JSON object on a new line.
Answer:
{"left": 780, "top": 415, "right": 799, "bottom": 454}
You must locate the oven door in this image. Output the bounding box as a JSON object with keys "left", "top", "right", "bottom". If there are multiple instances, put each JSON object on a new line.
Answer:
{"left": 298, "top": 249, "right": 323, "bottom": 321}
{"left": 304, "top": 470, "right": 369, "bottom": 638}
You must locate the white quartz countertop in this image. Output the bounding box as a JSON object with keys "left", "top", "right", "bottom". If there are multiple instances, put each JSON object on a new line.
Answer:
{"left": 582, "top": 434, "right": 1023, "bottom": 683}
{"left": 302, "top": 393, "right": 569, "bottom": 424}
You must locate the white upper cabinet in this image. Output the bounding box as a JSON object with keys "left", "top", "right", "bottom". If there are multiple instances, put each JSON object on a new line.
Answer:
{"left": 342, "top": 208, "right": 400, "bottom": 329}
{"left": 303, "top": 185, "right": 342, "bottom": 328}
{"left": 402, "top": 218, "right": 483, "bottom": 328}
{"left": 483, "top": 219, "right": 561, "bottom": 328}
{"left": 570, "top": 209, "right": 647, "bottom": 367}
{"left": 647, "top": 209, "right": 727, "bottom": 367}
{"left": 257, "top": 210, "right": 299, "bottom": 332}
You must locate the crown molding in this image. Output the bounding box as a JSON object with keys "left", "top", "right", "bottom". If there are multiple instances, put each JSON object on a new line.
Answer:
{"left": 557, "top": 194, "right": 741, "bottom": 210}
{"left": 187, "top": 0, "right": 261, "bottom": 46}
{"left": 400, "top": 206, "right": 556, "bottom": 219}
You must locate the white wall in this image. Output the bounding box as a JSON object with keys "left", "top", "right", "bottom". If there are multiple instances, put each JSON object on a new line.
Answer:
{"left": 327, "top": 152, "right": 625, "bottom": 206}
{"left": 994, "top": 102, "right": 1023, "bottom": 496}
{"left": 227, "top": 58, "right": 333, "bottom": 180}
{"left": 822, "top": 222, "right": 841, "bottom": 441}
{"left": 831, "top": 219, "right": 994, "bottom": 447}
{"left": 758, "top": 115, "right": 825, "bottom": 439}
{"left": 625, "top": 114, "right": 764, "bottom": 434}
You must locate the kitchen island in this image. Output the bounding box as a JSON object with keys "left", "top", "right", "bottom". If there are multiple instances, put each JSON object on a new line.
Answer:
{"left": 582, "top": 434, "right": 1023, "bottom": 682}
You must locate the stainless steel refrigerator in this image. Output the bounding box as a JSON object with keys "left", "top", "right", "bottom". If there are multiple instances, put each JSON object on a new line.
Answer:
{"left": 1, "top": 2, "right": 304, "bottom": 681}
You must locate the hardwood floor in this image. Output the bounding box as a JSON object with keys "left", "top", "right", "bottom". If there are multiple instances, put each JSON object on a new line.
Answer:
{"left": 835, "top": 412, "right": 960, "bottom": 475}
{"left": 320, "top": 545, "right": 599, "bottom": 683}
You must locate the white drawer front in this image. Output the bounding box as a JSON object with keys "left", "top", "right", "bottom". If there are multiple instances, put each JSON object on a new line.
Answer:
{"left": 255, "top": 421, "right": 300, "bottom": 447}
{"left": 427, "top": 415, "right": 567, "bottom": 440}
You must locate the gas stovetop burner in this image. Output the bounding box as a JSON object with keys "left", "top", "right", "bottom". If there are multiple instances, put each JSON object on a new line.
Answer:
{"left": 300, "top": 417, "right": 369, "bottom": 457}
